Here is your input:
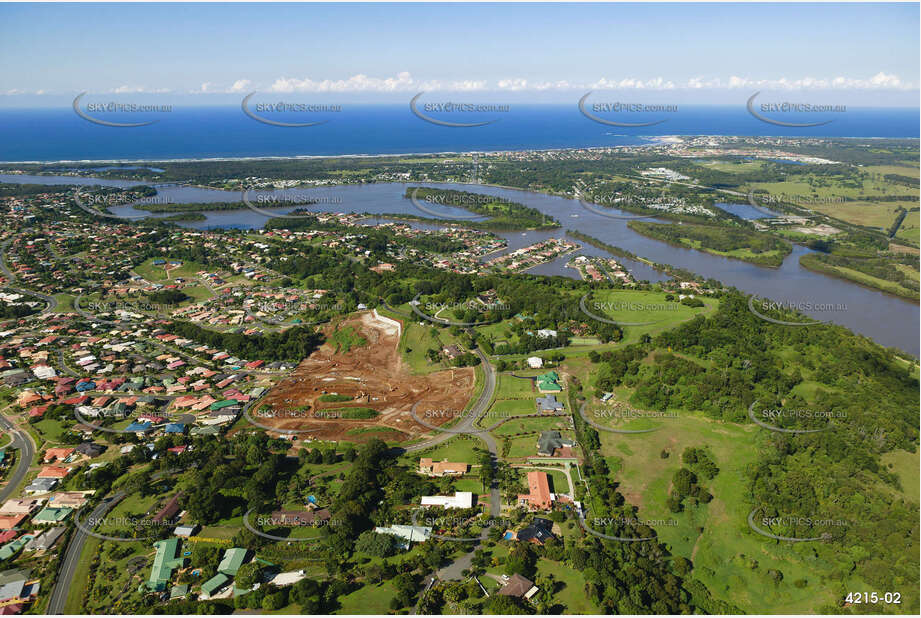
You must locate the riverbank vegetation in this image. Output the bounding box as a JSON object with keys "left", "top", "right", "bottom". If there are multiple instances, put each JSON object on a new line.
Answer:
{"left": 628, "top": 221, "right": 792, "bottom": 267}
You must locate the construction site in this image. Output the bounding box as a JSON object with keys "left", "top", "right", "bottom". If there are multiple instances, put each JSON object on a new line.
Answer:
{"left": 254, "top": 311, "right": 477, "bottom": 442}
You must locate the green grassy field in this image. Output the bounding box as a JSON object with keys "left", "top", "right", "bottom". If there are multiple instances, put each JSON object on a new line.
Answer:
{"left": 482, "top": 399, "right": 536, "bottom": 423}
{"left": 334, "top": 580, "right": 397, "bottom": 614}
{"left": 179, "top": 284, "right": 214, "bottom": 303}
{"left": 53, "top": 293, "right": 75, "bottom": 311}
{"left": 864, "top": 165, "right": 920, "bottom": 179}
{"left": 881, "top": 449, "right": 920, "bottom": 504}
{"left": 587, "top": 288, "right": 716, "bottom": 344}
{"left": 808, "top": 200, "right": 907, "bottom": 230}
{"left": 685, "top": 238, "right": 790, "bottom": 264}
{"left": 535, "top": 558, "right": 600, "bottom": 614}
{"left": 896, "top": 211, "right": 920, "bottom": 243}
{"left": 749, "top": 175, "right": 919, "bottom": 201}
{"left": 696, "top": 159, "right": 766, "bottom": 174}
{"left": 493, "top": 373, "right": 537, "bottom": 399}
{"left": 408, "top": 435, "right": 483, "bottom": 463}
{"left": 390, "top": 305, "right": 466, "bottom": 375}
{"left": 492, "top": 415, "right": 566, "bottom": 437}
{"left": 503, "top": 434, "right": 539, "bottom": 458}
{"left": 64, "top": 536, "right": 101, "bottom": 613}
{"left": 34, "top": 417, "right": 67, "bottom": 442}
{"left": 598, "top": 407, "right": 878, "bottom": 613}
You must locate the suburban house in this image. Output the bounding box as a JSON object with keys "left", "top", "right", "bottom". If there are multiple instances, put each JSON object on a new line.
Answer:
{"left": 517, "top": 470, "right": 553, "bottom": 511}
{"left": 498, "top": 573, "right": 539, "bottom": 599}
{"left": 31, "top": 507, "right": 72, "bottom": 524}
{"left": 0, "top": 499, "right": 43, "bottom": 516}
{"left": 152, "top": 493, "right": 183, "bottom": 525}
{"left": 36, "top": 466, "right": 70, "bottom": 479}
{"left": 535, "top": 394, "right": 564, "bottom": 413}
{"left": 373, "top": 524, "right": 432, "bottom": 549}
{"left": 200, "top": 573, "right": 231, "bottom": 600}
{"left": 508, "top": 517, "right": 556, "bottom": 545}
{"left": 24, "top": 478, "right": 57, "bottom": 495}
{"left": 218, "top": 547, "right": 250, "bottom": 576}
{"left": 536, "top": 371, "right": 562, "bottom": 393}
{"left": 526, "top": 356, "right": 543, "bottom": 369}
{"left": 536, "top": 431, "right": 576, "bottom": 457}
{"left": 418, "top": 458, "right": 469, "bottom": 477}
{"left": 172, "top": 524, "right": 200, "bottom": 538}
{"left": 420, "top": 491, "right": 474, "bottom": 510}
{"left": 268, "top": 509, "right": 332, "bottom": 527}
{"left": 41, "top": 448, "right": 74, "bottom": 463}
{"left": 442, "top": 345, "right": 463, "bottom": 359}
{"left": 147, "top": 538, "right": 185, "bottom": 591}
{"left": 23, "top": 526, "right": 66, "bottom": 552}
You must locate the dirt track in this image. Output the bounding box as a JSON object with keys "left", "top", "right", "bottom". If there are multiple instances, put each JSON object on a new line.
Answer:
{"left": 256, "top": 311, "right": 475, "bottom": 443}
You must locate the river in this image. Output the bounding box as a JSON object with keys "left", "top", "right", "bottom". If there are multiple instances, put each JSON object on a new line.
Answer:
{"left": 2, "top": 174, "right": 917, "bottom": 355}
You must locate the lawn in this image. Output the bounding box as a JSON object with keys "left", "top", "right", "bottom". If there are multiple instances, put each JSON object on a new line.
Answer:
{"left": 179, "top": 284, "right": 214, "bottom": 303}
{"left": 492, "top": 415, "right": 566, "bottom": 437}
{"left": 408, "top": 435, "right": 483, "bottom": 464}
{"left": 503, "top": 435, "right": 539, "bottom": 459}
{"left": 334, "top": 580, "right": 397, "bottom": 614}
{"left": 134, "top": 258, "right": 209, "bottom": 282}
{"left": 535, "top": 558, "right": 600, "bottom": 614}
{"left": 53, "top": 293, "right": 75, "bottom": 311}
{"left": 493, "top": 373, "right": 537, "bottom": 399}
{"left": 34, "top": 417, "right": 67, "bottom": 442}
{"left": 96, "top": 492, "right": 161, "bottom": 536}
{"left": 483, "top": 398, "right": 537, "bottom": 422}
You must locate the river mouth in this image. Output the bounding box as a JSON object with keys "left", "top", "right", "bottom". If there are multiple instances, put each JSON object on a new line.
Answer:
{"left": 1, "top": 173, "right": 917, "bottom": 356}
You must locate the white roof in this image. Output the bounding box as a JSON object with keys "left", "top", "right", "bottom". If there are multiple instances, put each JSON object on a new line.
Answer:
{"left": 420, "top": 491, "right": 473, "bottom": 509}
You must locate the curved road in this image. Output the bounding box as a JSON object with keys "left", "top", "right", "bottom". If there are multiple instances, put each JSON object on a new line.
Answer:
{"left": 0, "top": 409, "right": 36, "bottom": 503}
{"left": 46, "top": 491, "right": 127, "bottom": 614}
{"left": 1, "top": 237, "right": 58, "bottom": 315}
{"left": 47, "top": 462, "right": 189, "bottom": 615}
{"left": 409, "top": 345, "right": 502, "bottom": 608}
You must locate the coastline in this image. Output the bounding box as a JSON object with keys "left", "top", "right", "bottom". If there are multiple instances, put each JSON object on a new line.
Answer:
{"left": 2, "top": 134, "right": 919, "bottom": 166}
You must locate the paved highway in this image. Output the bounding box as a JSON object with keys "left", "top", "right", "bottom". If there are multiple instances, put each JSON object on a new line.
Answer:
{"left": 47, "top": 491, "right": 127, "bottom": 614}
{"left": 0, "top": 408, "right": 35, "bottom": 503}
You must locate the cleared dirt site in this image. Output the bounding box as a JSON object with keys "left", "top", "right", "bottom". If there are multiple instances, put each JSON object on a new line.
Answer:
{"left": 255, "top": 311, "right": 475, "bottom": 442}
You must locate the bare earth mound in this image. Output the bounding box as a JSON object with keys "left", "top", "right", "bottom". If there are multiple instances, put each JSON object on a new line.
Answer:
{"left": 256, "top": 311, "right": 475, "bottom": 442}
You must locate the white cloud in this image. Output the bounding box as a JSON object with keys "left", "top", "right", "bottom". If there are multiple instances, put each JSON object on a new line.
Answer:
{"left": 718, "top": 73, "right": 911, "bottom": 90}
{"left": 109, "top": 85, "right": 171, "bottom": 94}
{"left": 0, "top": 72, "right": 914, "bottom": 98}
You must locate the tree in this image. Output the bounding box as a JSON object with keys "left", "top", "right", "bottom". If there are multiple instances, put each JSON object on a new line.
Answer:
{"left": 354, "top": 530, "right": 397, "bottom": 558}
{"left": 234, "top": 563, "right": 263, "bottom": 590}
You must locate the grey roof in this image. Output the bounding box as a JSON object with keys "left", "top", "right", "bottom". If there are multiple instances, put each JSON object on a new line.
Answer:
{"left": 0, "top": 579, "right": 25, "bottom": 602}
{"left": 24, "top": 527, "right": 66, "bottom": 551}
{"left": 536, "top": 430, "right": 574, "bottom": 456}
{"left": 536, "top": 394, "right": 563, "bottom": 411}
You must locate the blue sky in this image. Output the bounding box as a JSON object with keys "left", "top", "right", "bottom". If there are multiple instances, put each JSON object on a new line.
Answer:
{"left": 1, "top": 2, "right": 918, "bottom": 106}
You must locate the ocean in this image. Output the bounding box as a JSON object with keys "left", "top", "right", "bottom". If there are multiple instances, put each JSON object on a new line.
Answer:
{"left": 0, "top": 105, "right": 918, "bottom": 162}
